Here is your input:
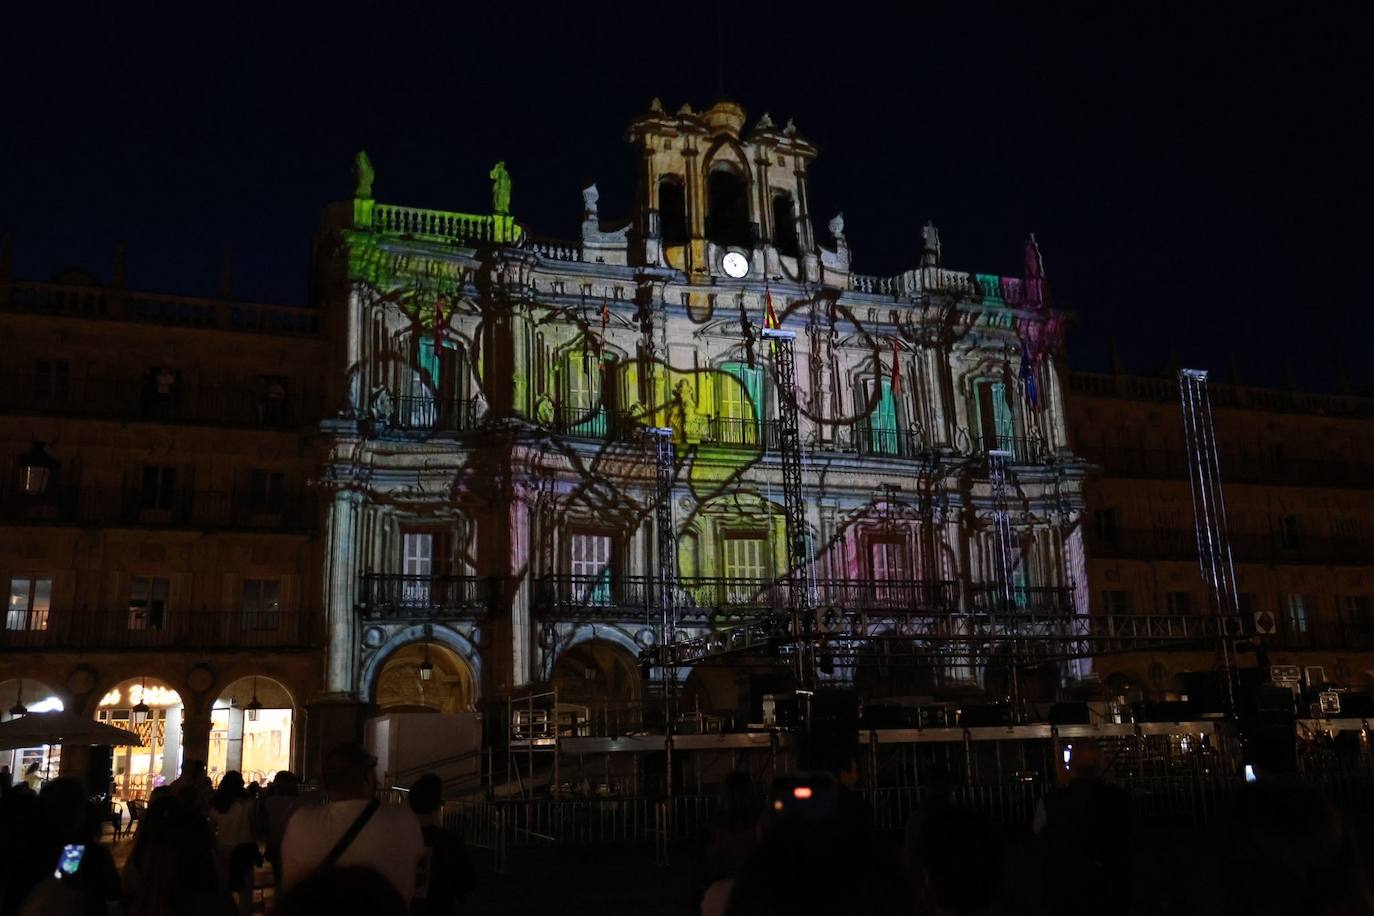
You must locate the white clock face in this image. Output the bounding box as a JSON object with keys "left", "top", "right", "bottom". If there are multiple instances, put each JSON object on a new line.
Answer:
{"left": 721, "top": 251, "right": 750, "bottom": 278}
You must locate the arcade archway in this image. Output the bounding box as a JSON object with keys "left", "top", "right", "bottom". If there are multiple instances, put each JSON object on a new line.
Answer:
{"left": 374, "top": 642, "right": 476, "bottom": 714}
{"left": 96, "top": 677, "right": 183, "bottom": 801}
{"left": 0, "top": 678, "right": 65, "bottom": 785}
{"left": 208, "top": 676, "right": 295, "bottom": 787}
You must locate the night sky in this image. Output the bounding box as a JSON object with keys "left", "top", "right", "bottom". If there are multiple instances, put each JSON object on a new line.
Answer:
{"left": 3, "top": 5, "right": 1368, "bottom": 391}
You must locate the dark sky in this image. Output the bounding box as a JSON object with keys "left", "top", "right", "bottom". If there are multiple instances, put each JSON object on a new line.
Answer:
{"left": 3, "top": 4, "right": 1369, "bottom": 390}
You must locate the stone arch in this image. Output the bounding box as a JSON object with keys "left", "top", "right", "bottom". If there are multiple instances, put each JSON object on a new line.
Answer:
{"left": 208, "top": 675, "right": 297, "bottom": 786}
{"left": 359, "top": 624, "right": 482, "bottom": 705}
{"left": 549, "top": 627, "right": 644, "bottom": 710}
{"left": 0, "top": 677, "right": 67, "bottom": 717}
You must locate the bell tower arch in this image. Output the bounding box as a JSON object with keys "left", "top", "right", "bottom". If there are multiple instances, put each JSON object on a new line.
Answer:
{"left": 628, "top": 100, "right": 820, "bottom": 282}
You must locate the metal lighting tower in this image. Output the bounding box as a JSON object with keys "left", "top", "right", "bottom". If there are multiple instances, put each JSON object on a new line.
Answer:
{"left": 648, "top": 426, "right": 679, "bottom": 725}
{"left": 761, "top": 327, "right": 816, "bottom": 696}
{"left": 1178, "top": 369, "right": 1240, "bottom": 713}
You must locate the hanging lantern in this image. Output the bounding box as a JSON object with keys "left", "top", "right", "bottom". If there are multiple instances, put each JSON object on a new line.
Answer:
{"left": 419, "top": 644, "right": 433, "bottom": 682}
{"left": 17, "top": 442, "right": 59, "bottom": 497}
{"left": 9, "top": 679, "right": 28, "bottom": 717}
{"left": 130, "top": 678, "right": 150, "bottom": 725}
{"left": 246, "top": 677, "right": 263, "bottom": 722}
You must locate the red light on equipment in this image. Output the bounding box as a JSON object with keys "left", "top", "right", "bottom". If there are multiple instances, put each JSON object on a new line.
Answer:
{"left": 792, "top": 786, "right": 813, "bottom": 800}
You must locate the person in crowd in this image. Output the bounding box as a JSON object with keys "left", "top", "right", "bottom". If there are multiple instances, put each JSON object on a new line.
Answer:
{"left": 122, "top": 795, "right": 234, "bottom": 916}
{"left": 23, "top": 762, "right": 41, "bottom": 792}
{"left": 1034, "top": 740, "right": 1132, "bottom": 916}
{"left": 262, "top": 771, "right": 304, "bottom": 892}
{"left": 409, "top": 773, "right": 474, "bottom": 915}
{"left": 280, "top": 743, "right": 424, "bottom": 902}
{"left": 16, "top": 778, "right": 122, "bottom": 916}
{"left": 902, "top": 764, "right": 957, "bottom": 892}
{"left": 273, "top": 866, "right": 408, "bottom": 916}
{"left": 0, "top": 788, "right": 44, "bottom": 916}
{"left": 0, "top": 764, "right": 11, "bottom": 795}
{"left": 1200, "top": 780, "right": 1374, "bottom": 916}
{"left": 208, "top": 772, "right": 260, "bottom": 916}
{"left": 168, "top": 759, "right": 212, "bottom": 815}
{"left": 907, "top": 803, "right": 1002, "bottom": 916}
{"left": 695, "top": 771, "right": 761, "bottom": 916}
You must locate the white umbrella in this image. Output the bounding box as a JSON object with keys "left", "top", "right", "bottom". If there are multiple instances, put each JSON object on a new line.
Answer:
{"left": 0, "top": 711, "right": 143, "bottom": 751}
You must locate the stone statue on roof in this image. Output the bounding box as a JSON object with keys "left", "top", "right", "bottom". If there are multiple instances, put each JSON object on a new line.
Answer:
{"left": 920, "top": 221, "right": 941, "bottom": 268}
{"left": 490, "top": 161, "right": 512, "bottom": 214}
{"left": 583, "top": 183, "right": 599, "bottom": 219}
{"left": 828, "top": 212, "right": 845, "bottom": 241}
{"left": 354, "top": 151, "right": 375, "bottom": 199}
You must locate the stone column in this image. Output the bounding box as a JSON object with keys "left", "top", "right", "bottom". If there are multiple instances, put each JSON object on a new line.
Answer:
{"left": 179, "top": 702, "right": 212, "bottom": 770}
{"left": 508, "top": 481, "right": 539, "bottom": 689}
{"left": 324, "top": 488, "right": 364, "bottom": 696}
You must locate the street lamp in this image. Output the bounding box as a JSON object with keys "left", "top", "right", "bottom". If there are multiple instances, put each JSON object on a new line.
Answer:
{"left": 131, "top": 678, "right": 150, "bottom": 726}
{"left": 419, "top": 643, "right": 433, "bottom": 682}
{"left": 17, "top": 442, "right": 59, "bottom": 497}
{"left": 246, "top": 677, "right": 263, "bottom": 722}
{"left": 9, "top": 679, "right": 27, "bottom": 717}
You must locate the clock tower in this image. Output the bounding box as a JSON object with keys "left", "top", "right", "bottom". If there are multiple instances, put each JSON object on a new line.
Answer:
{"left": 627, "top": 99, "right": 821, "bottom": 283}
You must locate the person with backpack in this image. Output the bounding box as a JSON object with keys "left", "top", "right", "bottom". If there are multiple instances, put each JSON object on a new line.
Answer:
{"left": 280, "top": 744, "right": 423, "bottom": 902}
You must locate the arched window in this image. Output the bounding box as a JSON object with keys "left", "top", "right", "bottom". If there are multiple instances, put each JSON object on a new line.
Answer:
{"left": 658, "top": 177, "right": 687, "bottom": 247}
{"left": 771, "top": 191, "right": 799, "bottom": 257}
{"left": 706, "top": 168, "right": 752, "bottom": 249}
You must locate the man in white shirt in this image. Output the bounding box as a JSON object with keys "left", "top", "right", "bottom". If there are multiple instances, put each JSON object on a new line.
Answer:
{"left": 281, "top": 743, "right": 424, "bottom": 902}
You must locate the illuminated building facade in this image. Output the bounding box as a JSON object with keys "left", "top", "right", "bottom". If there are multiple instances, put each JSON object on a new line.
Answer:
{"left": 0, "top": 249, "right": 325, "bottom": 793}
{"left": 309, "top": 100, "right": 1089, "bottom": 746}
{"left": 1068, "top": 370, "right": 1374, "bottom": 704}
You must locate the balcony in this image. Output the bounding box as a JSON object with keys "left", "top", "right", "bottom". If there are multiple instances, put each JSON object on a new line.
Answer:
{"left": 1076, "top": 445, "right": 1374, "bottom": 488}
{"left": 537, "top": 574, "right": 962, "bottom": 623}
{"left": 699, "top": 417, "right": 783, "bottom": 450}
{"left": 546, "top": 405, "right": 642, "bottom": 442}
{"left": 357, "top": 574, "right": 495, "bottom": 620}
{"left": 0, "top": 373, "right": 324, "bottom": 429}
{"left": 969, "top": 435, "right": 1049, "bottom": 465}
{"left": 383, "top": 395, "right": 483, "bottom": 434}
{"left": 850, "top": 424, "right": 930, "bottom": 459}
{"left": 0, "top": 487, "right": 316, "bottom": 532}
{"left": 2, "top": 280, "right": 321, "bottom": 336}
{"left": 1089, "top": 528, "right": 1374, "bottom": 567}
{"left": 0, "top": 608, "right": 317, "bottom": 652}
{"left": 969, "top": 585, "right": 1076, "bottom": 614}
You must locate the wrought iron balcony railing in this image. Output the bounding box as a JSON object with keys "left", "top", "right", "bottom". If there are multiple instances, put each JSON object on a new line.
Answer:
{"left": 0, "top": 372, "right": 324, "bottom": 429}
{"left": 537, "top": 575, "right": 963, "bottom": 622}
{"left": 384, "top": 395, "right": 483, "bottom": 433}
{"left": 0, "top": 487, "right": 316, "bottom": 531}
{"left": 546, "top": 405, "right": 641, "bottom": 442}
{"left": 357, "top": 574, "right": 495, "bottom": 619}
{"left": 0, "top": 608, "right": 318, "bottom": 651}
{"left": 850, "top": 424, "right": 930, "bottom": 459}
{"left": 699, "top": 417, "right": 783, "bottom": 450}
{"left": 969, "top": 435, "right": 1049, "bottom": 465}
{"left": 968, "top": 585, "right": 1076, "bottom": 614}
{"left": 1088, "top": 528, "right": 1374, "bottom": 567}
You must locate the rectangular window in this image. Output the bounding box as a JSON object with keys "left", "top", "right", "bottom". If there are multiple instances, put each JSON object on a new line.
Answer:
{"left": 1342, "top": 596, "right": 1374, "bottom": 635}
{"left": 128, "top": 577, "right": 170, "bottom": 630}
{"left": 723, "top": 534, "right": 769, "bottom": 604}
{"left": 569, "top": 532, "right": 614, "bottom": 605}
{"left": 6, "top": 577, "right": 52, "bottom": 631}
{"left": 401, "top": 532, "right": 434, "bottom": 607}
{"left": 974, "top": 379, "right": 1014, "bottom": 451}
{"left": 33, "top": 359, "right": 70, "bottom": 404}
{"left": 248, "top": 470, "right": 286, "bottom": 513}
{"left": 139, "top": 467, "right": 177, "bottom": 511}
{"left": 409, "top": 339, "right": 439, "bottom": 428}
{"left": 1278, "top": 515, "right": 1301, "bottom": 549}
{"left": 241, "top": 579, "right": 281, "bottom": 630}
{"left": 861, "top": 378, "right": 900, "bottom": 455}
{"left": 717, "top": 362, "right": 763, "bottom": 445}
{"left": 564, "top": 349, "right": 609, "bottom": 437}
{"left": 1102, "top": 590, "right": 1132, "bottom": 615}
{"left": 1282, "top": 594, "right": 1309, "bottom": 634}
{"left": 1165, "top": 591, "right": 1193, "bottom": 615}
{"left": 869, "top": 539, "right": 910, "bottom": 606}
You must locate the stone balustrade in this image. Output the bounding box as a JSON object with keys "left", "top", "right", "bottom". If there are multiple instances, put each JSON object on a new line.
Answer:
{"left": 371, "top": 203, "right": 521, "bottom": 245}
